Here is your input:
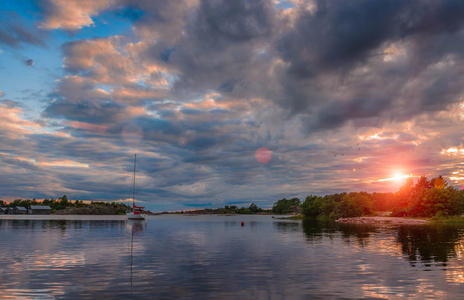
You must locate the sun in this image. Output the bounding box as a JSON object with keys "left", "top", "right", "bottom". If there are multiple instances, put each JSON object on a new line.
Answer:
{"left": 392, "top": 172, "right": 410, "bottom": 183}
{"left": 378, "top": 171, "right": 412, "bottom": 183}
{"left": 392, "top": 172, "right": 403, "bottom": 180}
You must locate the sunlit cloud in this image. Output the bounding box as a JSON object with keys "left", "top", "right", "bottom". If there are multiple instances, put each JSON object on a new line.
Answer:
{"left": 383, "top": 44, "right": 404, "bottom": 62}
{"left": 112, "top": 87, "right": 167, "bottom": 103}
{"left": 67, "top": 121, "right": 107, "bottom": 133}
{"left": 39, "top": 0, "right": 114, "bottom": 30}
{"left": 62, "top": 37, "right": 173, "bottom": 88}
{"left": 441, "top": 147, "right": 464, "bottom": 156}
{"left": 37, "top": 160, "right": 89, "bottom": 168}
{"left": 459, "top": 102, "right": 464, "bottom": 120}
{"left": 0, "top": 103, "right": 42, "bottom": 135}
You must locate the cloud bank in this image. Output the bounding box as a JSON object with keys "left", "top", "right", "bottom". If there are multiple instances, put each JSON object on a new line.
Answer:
{"left": 0, "top": 0, "right": 463, "bottom": 211}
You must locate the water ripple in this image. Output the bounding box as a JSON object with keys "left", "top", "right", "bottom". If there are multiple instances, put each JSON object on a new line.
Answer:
{"left": 0, "top": 216, "right": 463, "bottom": 299}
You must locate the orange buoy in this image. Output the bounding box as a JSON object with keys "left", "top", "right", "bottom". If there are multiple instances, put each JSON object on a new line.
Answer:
{"left": 241, "top": 222, "right": 244, "bottom": 226}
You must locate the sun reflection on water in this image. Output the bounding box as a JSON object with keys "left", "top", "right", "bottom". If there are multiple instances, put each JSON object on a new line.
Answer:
{"left": 2, "top": 217, "right": 464, "bottom": 298}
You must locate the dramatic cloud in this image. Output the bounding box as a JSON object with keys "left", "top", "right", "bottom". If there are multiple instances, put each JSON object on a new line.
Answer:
{"left": 274, "top": 0, "right": 464, "bottom": 121}
{"left": 1, "top": 0, "right": 464, "bottom": 210}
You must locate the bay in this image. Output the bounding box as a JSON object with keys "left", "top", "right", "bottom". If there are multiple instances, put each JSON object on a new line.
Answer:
{"left": 1, "top": 215, "right": 464, "bottom": 299}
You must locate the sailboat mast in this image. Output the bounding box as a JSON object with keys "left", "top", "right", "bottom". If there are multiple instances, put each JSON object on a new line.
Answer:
{"left": 132, "top": 154, "right": 136, "bottom": 206}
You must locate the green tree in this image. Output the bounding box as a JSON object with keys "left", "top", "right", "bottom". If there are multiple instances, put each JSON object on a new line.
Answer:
{"left": 334, "top": 192, "right": 373, "bottom": 218}
{"left": 450, "top": 188, "right": 464, "bottom": 215}
{"left": 55, "top": 195, "right": 69, "bottom": 210}
{"left": 371, "top": 192, "right": 395, "bottom": 211}
{"left": 9, "top": 199, "right": 34, "bottom": 209}
{"left": 60, "top": 195, "right": 68, "bottom": 204}
{"left": 272, "top": 198, "right": 300, "bottom": 214}
{"left": 300, "top": 195, "right": 323, "bottom": 217}
{"left": 236, "top": 206, "right": 250, "bottom": 214}
{"left": 249, "top": 203, "right": 261, "bottom": 213}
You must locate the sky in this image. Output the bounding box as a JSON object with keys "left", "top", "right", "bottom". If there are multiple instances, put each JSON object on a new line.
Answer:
{"left": 1, "top": 0, "right": 464, "bottom": 212}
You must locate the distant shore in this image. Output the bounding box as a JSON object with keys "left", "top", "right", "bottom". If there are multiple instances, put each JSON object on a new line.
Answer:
{"left": 0, "top": 214, "right": 128, "bottom": 220}
{"left": 336, "top": 216, "right": 429, "bottom": 225}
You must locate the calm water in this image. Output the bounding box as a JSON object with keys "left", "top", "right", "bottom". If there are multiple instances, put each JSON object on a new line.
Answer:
{"left": 1, "top": 215, "right": 464, "bottom": 299}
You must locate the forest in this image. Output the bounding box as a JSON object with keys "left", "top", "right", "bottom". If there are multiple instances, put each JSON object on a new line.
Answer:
{"left": 0, "top": 195, "right": 130, "bottom": 215}
{"left": 274, "top": 176, "right": 464, "bottom": 219}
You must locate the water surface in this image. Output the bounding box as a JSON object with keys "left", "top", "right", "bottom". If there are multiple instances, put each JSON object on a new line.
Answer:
{"left": 1, "top": 215, "right": 464, "bottom": 299}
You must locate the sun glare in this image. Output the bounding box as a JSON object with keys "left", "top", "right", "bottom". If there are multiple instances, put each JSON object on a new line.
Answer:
{"left": 392, "top": 173, "right": 410, "bottom": 183}
{"left": 378, "top": 172, "right": 412, "bottom": 183}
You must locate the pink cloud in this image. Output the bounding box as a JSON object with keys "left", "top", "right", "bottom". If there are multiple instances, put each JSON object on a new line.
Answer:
{"left": 112, "top": 87, "right": 168, "bottom": 104}
{"left": 39, "top": 0, "right": 114, "bottom": 30}
{"left": 67, "top": 120, "right": 107, "bottom": 133}
{"left": 38, "top": 160, "right": 89, "bottom": 168}
{"left": 0, "top": 103, "right": 42, "bottom": 136}
{"left": 63, "top": 38, "right": 169, "bottom": 88}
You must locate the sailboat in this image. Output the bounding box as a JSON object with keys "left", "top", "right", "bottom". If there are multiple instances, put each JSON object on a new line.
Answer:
{"left": 126, "top": 154, "right": 148, "bottom": 220}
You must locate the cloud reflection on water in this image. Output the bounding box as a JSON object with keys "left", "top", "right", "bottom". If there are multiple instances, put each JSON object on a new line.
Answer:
{"left": 1, "top": 216, "right": 464, "bottom": 298}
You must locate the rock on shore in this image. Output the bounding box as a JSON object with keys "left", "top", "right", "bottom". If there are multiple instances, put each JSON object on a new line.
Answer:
{"left": 336, "top": 216, "right": 428, "bottom": 225}
{"left": 54, "top": 205, "right": 122, "bottom": 215}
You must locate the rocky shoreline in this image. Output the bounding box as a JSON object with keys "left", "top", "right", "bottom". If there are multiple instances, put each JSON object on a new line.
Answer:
{"left": 336, "top": 216, "right": 429, "bottom": 225}
{"left": 54, "top": 205, "right": 125, "bottom": 215}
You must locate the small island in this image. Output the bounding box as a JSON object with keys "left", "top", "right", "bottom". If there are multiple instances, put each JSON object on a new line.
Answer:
{"left": 0, "top": 196, "right": 132, "bottom": 215}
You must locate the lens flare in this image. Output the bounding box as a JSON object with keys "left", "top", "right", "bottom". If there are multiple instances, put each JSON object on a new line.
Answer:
{"left": 255, "top": 147, "right": 272, "bottom": 164}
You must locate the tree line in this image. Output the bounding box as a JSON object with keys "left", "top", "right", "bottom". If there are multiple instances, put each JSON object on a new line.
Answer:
{"left": 272, "top": 176, "right": 464, "bottom": 219}
{"left": 177, "top": 203, "right": 266, "bottom": 214}
{"left": 3, "top": 175, "right": 463, "bottom": 218}
{"left": 1, "top": 195, "right": 131, "bottom": 214}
